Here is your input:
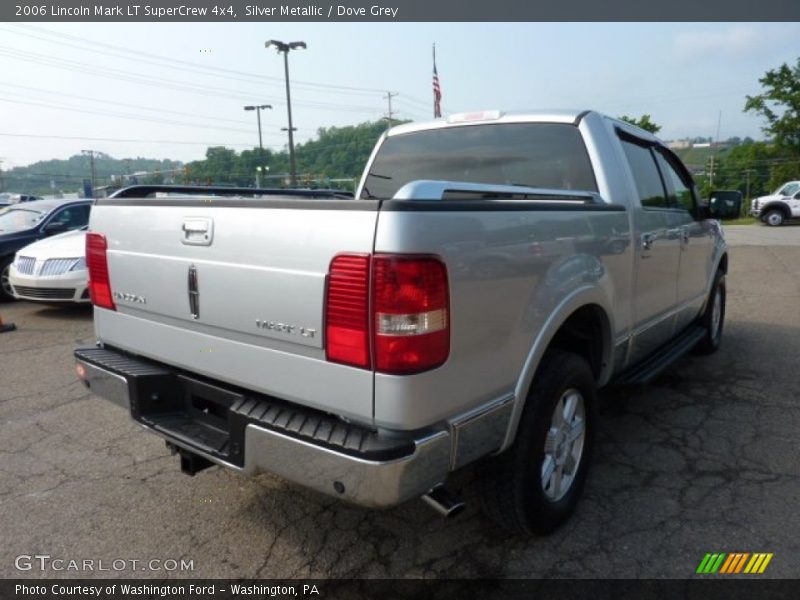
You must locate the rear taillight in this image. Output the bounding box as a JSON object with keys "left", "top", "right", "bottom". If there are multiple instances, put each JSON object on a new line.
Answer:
{"left": 86, "top": 232, "right": 116, "bottom": 310}
{"left": 373, "top": 255, "right": 449, "bottom": 374}
{"left": 325, "top": 253, "right": 450, "bottom": 374}
{"left": 326, "top": 254, "right": 371, "bottom": 369}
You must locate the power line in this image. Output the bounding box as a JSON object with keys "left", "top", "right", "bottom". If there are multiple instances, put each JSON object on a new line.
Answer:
{"left": 0, "top": 96, "right": 290, "bottom": 142}
{"left": 0, "top": 47, "right": 385, "bottom": 114}
{"left": 0, "top": 130, "right": 393, "bottom": 154}
{"left": 0, "top": 132, "right": 257, "bottom": 147}
{"left": 6, "top": 24, "right": 390, "bottom": 96}
{"left": 1, "top": 82, "right": 291, "bottom": 130}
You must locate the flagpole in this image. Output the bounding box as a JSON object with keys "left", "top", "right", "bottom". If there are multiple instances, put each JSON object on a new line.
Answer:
{"left": 432, "top": 42, "right": 442, "bottom": 119}
{"left": 433, "top": 43, "right": 436, "bottom": 118}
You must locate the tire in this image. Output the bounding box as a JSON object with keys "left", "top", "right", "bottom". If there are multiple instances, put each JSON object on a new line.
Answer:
{"left": 0, "top": 257, "right": 16, "bottom": 302}
{"left": 693, "top": 270, "right": 725, "bottom": 355}
{"left": 764, "top": 209, "right": 785, "bottom": 227}
{"left": 478, "top": 350, "right": 596, "bottom": 534}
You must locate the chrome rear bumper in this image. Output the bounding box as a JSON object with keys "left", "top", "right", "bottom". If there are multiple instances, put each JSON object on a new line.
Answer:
{"left": 75, "top": 346, "right": 452, "bottom": 508}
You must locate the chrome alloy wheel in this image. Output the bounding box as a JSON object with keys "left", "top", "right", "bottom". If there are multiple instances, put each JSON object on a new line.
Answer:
{"left": 766, "top": 211, "right": 783, "bottom": 226}
{"left": 541, "top": 388, "right": 586, "bottom": 501}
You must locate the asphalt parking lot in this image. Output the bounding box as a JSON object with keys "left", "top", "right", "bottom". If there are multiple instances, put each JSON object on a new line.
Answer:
{"left": 1, "top": 225, "right": 798, "bottom": 579}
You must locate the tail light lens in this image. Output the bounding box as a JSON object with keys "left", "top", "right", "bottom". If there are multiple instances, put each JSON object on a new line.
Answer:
{"left": 86, "top": 232, "right": 116, "bottom": 310}
{"left": 373, "top": 255, "right": 449, "bottom": 374}
{"left": 325, "top": 253, "right": 450, "bottom": 374}
{"left": 326, "top": 254, "right": 371, "bottom": 368}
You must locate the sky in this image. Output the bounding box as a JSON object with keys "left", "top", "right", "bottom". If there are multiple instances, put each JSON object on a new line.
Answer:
{"left": 1, "top": 21, "right": 799, "bottom": 169}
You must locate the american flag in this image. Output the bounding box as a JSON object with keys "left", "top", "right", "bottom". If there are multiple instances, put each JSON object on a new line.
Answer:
{"left": 432, "top": 44, "right": 442, "bottom": 118}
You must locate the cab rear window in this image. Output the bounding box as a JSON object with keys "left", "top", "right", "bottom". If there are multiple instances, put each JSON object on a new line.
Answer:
{"left": 360, "top": 123, "right": 598, "bottom": 200}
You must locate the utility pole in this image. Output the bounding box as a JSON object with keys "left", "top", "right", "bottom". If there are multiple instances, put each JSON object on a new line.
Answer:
{"left": 244, "top": 104, "right": 272, "bottom": 187}
{"left": 383, "top": 91, "right": 398, "bottom": 128}
{"left": 708, "top": 155, "right": 715, "bottom": 189}
{"left": 709, "top": 110, "right": 722, "bottom": 189}
{"left": 266, "top": 40, "right": 306, "bottom": 187}
{"left": 81, "top": 150, "right": 98, "bottom": 198}
{"left": 744, "top": 168, "right": 755, "bottom": 216}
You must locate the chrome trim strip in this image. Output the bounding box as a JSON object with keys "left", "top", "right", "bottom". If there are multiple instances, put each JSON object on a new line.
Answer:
{"left": 243, "top": 425, "right": 451, "bottom": 508}
{"left": 76, "top": 359, "right": 129, "bottom": 409}
{"left": 630, "top": 292, "right": 705, "bottom": 339}
{"left": 449, "top": 394, "right": 514, "bottom": 470}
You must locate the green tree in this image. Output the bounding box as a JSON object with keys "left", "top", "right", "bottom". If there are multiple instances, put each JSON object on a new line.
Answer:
{"left": 745, "top": 58, "right": 800, "bottom": 153}
{"left": 619, "top": 114, "right": 662, "bottom": 134}
{"left": 178, "top": 120, "right": 398, "bottom": 189}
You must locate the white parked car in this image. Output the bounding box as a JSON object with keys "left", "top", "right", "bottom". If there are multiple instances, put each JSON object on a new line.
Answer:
{"left": 9, "top": 228, "right": 89, "bottom": 303}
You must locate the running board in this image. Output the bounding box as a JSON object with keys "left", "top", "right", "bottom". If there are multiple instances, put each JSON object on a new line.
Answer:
{"left": 613, "top": 325, "right": 705, "bottom": 386}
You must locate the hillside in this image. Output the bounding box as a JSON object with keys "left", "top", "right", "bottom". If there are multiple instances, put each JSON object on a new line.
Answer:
{"left": 672, "top": 145, "right": 733, "bottom": 172}
{"left": 180, "top": 120, "right": 394, "bottom": 189}
{"left": 2, "top": 154, "right": 183, "bottom": 196}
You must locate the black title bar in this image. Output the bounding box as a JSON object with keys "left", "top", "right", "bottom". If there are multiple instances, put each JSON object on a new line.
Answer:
{"left": 4, "top": 0, "right": 799, "bottom": 22}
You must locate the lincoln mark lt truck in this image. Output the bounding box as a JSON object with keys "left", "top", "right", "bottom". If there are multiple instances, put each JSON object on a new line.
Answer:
{"left": 75, "top": 110, "right": 728, "bottom": 534}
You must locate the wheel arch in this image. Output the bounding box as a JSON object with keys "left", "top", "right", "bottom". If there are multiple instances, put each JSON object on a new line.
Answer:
{"left": 762, "top": 202, "right": 791, "bottom": 219}
{"left": 500, "top": 288, "right": 614, "bottom": 452}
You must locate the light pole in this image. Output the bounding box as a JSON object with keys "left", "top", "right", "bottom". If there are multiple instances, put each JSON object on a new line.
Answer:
{"left": 244, "top": 104, "right": 272, "bottom": 187}
{"left": 265, "top": 39, "right": 306, "bottom": 186}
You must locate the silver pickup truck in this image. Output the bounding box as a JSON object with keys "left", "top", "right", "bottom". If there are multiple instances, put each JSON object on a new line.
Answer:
{"left": 75, "top": 110, "right": 728, "bottom": 534}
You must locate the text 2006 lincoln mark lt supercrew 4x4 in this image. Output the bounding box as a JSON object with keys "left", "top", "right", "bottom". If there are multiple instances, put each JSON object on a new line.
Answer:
{"left": 75, "top": 110, "right": 728, "bottom": 534}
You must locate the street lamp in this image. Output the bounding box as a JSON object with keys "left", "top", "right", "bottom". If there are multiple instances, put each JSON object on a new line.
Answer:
{"left": 244, "top": 104, "right": 272, "bottom": 187}
{"left": 265, "top": 39, "right": 306, "bottom": 186}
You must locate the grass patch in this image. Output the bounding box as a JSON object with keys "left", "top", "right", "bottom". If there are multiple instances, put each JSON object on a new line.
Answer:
{"left": 721, "top": 216, "right": 758, "bottom": 226}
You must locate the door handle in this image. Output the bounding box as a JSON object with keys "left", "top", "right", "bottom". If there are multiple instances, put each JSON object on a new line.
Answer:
{"left": 641, "top": 233, "right": 655, "bottom": 252}
{"left": 181, "top": 217, "right": 213, "bottom": 246}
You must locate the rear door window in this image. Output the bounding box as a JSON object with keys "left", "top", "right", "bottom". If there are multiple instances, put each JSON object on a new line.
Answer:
{"left": 654, "top": 149, "right": 696, "bottom": 213}
{"left": 361, "top": 123, "right": 597, "bottom": 199}
{"left": 620, "top": 139, "right": 668, "bottom": 209}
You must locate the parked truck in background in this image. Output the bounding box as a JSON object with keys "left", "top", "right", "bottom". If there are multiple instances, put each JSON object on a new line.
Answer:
{"left": 75, "top": 110, "right": 728, "bottom": 534}
{"left": 750, "top": 180, "right": 800, "bottom": 226}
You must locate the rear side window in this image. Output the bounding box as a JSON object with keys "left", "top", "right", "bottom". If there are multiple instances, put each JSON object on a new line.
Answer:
{"left": 620, "top": 140, "right": 668, "bottom": 209}
{"left": 654, "top": 149, "right": 696, "bottom": 213}
{"left": 360, "top": 123, "right": 597, "bottom": 199}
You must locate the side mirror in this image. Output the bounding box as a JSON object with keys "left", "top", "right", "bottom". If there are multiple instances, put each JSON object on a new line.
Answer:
{"left": 698, "top": 200, "right": 725, "bottom": 220}
{"left": 44, "top": 221, "right": 68, "bottom": 235}
{"left": 794, "top": 192, "right": 800, "bottom": 200}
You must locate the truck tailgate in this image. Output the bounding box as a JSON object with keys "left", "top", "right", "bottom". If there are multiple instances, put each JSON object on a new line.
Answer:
{"left": 90, "top": 198, "right": 379, "bottom": 425}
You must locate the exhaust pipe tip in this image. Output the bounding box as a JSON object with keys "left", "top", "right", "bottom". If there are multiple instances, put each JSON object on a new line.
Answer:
{"left": 422, "top": 485, "right": 466, "bottom": 519}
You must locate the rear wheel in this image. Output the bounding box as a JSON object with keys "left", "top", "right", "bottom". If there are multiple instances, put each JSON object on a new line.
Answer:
{"left": 693, "top": 270, "right": 725, "bottom": 355}
{"left": 478, "top": 350, "right": 596, "bottom": 534}
{"left": 764, "top": 209, "right": 785, "bottom": 227}
{"left": 0, "top": 258, "right": 16, "bottom": 302}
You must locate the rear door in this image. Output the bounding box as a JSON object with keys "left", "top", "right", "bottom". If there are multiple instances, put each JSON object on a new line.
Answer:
{"left": 654, "top": 148, "right": 716, "bottom": 331}
{"left": 90, "top": 196, "right": 380, "bottom": 425}
{"left": 619, "top": 135, "right": 681, "bottom": 364}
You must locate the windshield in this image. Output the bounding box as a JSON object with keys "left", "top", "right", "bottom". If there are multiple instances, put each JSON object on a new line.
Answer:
{"left": 776, "top": 182, "right": 800, "bottom": 196}
{"left": 0, "top": 207, "right": 46, "bottom": 233}
{"left": 360, "top": 123, "right": 598, "bottom": 200}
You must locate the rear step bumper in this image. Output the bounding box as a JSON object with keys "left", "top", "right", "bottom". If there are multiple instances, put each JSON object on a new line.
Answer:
{"left": 74, "top": 345, "right": 451, "bottom": 508}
